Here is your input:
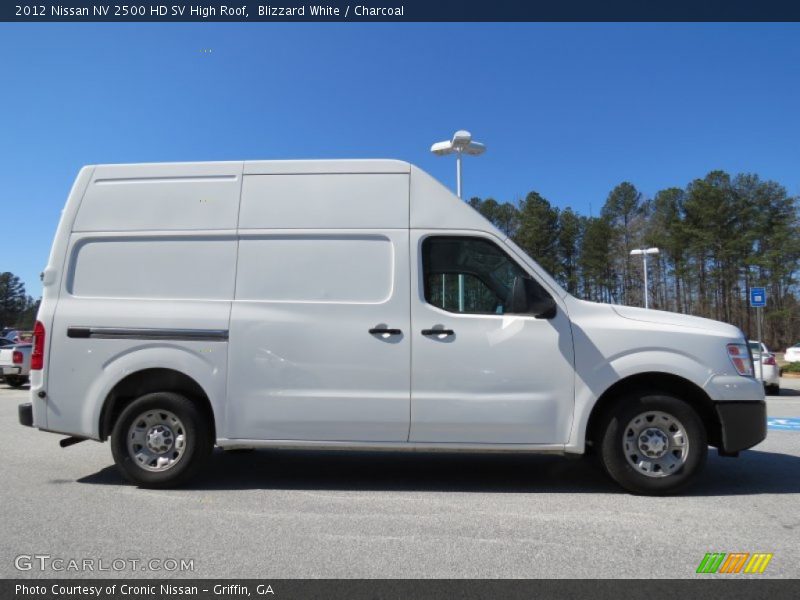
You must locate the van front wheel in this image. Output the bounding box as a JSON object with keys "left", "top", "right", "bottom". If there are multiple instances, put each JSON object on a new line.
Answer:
{"left": 599, "top": 393, "right": 707, "bottom": 495}
{"left": 110, "top": 392, "right": 212, "bottom": 488}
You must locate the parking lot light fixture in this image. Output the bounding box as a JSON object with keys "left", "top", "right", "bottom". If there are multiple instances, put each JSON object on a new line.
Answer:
{"left": 630, "top": 247, "right": 660, "bottom": 309}
{"left": 430, "top": 130, "right": 486, "bottom": 200}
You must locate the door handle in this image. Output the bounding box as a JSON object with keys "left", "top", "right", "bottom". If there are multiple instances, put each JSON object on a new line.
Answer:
{"left": 369, "top": 327, "right": 402, "bottom": 336}
{"left": 421, "top": 328, "right": 455, "bottom": 336}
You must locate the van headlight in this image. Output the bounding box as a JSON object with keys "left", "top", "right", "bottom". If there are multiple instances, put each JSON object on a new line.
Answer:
{"left": 727, "top": 343, "right": 754, "bottom": 377}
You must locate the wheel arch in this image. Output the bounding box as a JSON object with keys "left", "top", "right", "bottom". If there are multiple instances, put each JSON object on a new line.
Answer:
{"left": 584, "top": 372, "right": 722, "bottom": 451}
{"left": 99, "top": 368, "right": 216, "bottom": 441}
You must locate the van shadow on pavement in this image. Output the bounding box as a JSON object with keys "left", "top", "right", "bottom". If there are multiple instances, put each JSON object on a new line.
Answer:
{"left": 776, "top": 386, "right": 800, "bottom": 396}
{"left": 77, "top": 447, "right": 800, "bottom": 496}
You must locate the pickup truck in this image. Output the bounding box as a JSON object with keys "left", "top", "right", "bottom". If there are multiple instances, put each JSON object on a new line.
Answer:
{"left": 0, "top": 343, "right": 31, "bottom": 388}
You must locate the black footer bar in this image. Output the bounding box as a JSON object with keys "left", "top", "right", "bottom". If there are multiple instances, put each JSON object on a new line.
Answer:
{"left": 4, "top": 579, "right": 800, "bottom": 600}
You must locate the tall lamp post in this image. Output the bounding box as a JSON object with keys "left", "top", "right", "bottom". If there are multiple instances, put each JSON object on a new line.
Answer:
{"left": 630, "top": 247, "right": 660, "bottom": 309}
{"left": 430, "top": 129, "right": 486, "bottom": 198}
{"left": 430, "top": 130, "right": 486, "bottom": 311}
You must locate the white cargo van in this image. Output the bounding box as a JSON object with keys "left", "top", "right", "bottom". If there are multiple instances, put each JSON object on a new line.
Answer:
{"left": 19, "top": 160, "right": 766, "bottom": 494}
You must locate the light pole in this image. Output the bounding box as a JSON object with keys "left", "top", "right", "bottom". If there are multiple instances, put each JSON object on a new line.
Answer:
{"left": 630, "top": 247, "right": 660, "bottom": 309}
{"left": 431, "top": 129, "right": 486, "bottom": 199}
{"left": 431, "top": 130, "right": 486, "bottom": 311}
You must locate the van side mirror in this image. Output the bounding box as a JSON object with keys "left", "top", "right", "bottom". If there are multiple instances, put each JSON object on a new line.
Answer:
{"left": 508, "top": 276, "right": 557, "bottom": 319}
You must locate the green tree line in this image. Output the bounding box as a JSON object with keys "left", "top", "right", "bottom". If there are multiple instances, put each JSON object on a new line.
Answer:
{"left": 470, "top": 170, "right": 800, "bottom": 349}
{"left": 0, "top": 272, "right": 39, "bottom": 331}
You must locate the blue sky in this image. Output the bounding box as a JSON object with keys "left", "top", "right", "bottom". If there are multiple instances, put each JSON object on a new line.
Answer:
{"left": 2, "top": 23, "right": 799, "bottom": 295}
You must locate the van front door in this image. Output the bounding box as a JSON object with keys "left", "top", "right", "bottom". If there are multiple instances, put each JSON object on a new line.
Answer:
{"left": 409, "top": 232, "right": 575, "bottom": 444}
{"left": 226, "top": 231, "right": 411, "bottom": 442}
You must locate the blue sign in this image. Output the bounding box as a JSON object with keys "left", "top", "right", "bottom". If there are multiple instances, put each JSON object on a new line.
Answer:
{"left": 750, "top": 287, "right": 766, "bottom": 307}
{"left": 767, "top": 418, "right": 800, "bottom": 431}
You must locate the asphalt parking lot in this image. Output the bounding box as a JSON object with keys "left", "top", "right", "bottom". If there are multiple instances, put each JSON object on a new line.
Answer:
{"left": 1, "top": 382, "right": 798, "bottom": 579}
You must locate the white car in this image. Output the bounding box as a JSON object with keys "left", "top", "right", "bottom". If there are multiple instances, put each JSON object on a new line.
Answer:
{"left": 749, "top": 341, "right": 780, "bottom": 395}
{"left": 18, "top": 159, "right": 766, "bottom": 495}
{"left": 785, "top": 343, "right": 800, "bottom": 363}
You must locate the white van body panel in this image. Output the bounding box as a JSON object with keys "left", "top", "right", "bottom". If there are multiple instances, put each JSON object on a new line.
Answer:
{"left": 66, "top": 336, "right": 227, "bottom": 441}
{"left": 410, "top": 165, "right": 496, "bottom": 232}
{"left": 29, "top": 159, "right": 763, "bottom": 459}
{"left": 66, "top": 233, "right": 237, "bottom": 299}
{"left": 73, "top": 162, "right": 243, "bottom": 232}
{"left": 47, "top": 296, "right": 232, "bottom": 439}
{"left": 30, "top": 165, "right": 95, "bottom": 430}
{"left": 240, "top": 174, "right": 409, "bottom": 230}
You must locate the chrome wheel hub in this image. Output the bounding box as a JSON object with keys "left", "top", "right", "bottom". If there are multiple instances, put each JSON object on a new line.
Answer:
{"left": 638, "top": 427, "right": 669, "bottom": 458}
{"left": 145, "top": 425, "right": 175, "bottom": 454}
{"left": 127, "top": 410, "right": 187, "bottom": 472}
{"left": 623, "top": 411, "right": 689, "bottom": 478}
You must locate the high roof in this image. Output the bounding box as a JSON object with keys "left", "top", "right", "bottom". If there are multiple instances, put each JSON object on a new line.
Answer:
{"left": 244, "top": 159, "right": 411, "bottom": 175}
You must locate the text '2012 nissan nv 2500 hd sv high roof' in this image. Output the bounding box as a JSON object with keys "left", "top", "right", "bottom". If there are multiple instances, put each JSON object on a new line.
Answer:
{"left": 18, "top": 160, "right": 766, "bottom": 495}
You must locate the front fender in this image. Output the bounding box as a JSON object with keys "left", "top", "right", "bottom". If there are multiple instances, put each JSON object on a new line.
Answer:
{"left": 566, "top": 349, "right": 715, "bottom": 453}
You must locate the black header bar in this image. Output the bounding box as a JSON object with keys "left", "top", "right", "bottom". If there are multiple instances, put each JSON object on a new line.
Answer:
{"left": 3, "top": 1, "right": 800, "bottom": 22}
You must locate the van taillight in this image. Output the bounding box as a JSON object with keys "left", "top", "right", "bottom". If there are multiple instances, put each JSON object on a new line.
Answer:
{"left": 763, "top": 355, "right": 777, "bottom": 366}
{"left": 12, "top": 351, "right": 23, "bottom": 364}
{"left": 31, "top": 320, "right": 45, "bottom": 371}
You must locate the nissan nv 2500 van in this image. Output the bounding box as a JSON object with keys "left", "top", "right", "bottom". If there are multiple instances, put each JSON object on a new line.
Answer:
{"left": 18, "top": 160, "right": 766, "bottom": 494}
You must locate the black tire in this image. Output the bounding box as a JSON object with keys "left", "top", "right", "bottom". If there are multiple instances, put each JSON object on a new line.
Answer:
{"left": 598, "top": 392, "right": 707, "bottom": 495}
{"left": 5, "top": 375, "right": 28, "bottom": 388}
{"left": 766, "top": 384, "right": 780, "bottom": 396}
{"left": 110, "top": 392, "right": 213, "bottom": 488}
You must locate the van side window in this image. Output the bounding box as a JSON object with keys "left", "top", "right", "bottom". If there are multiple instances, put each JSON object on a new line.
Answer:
{"left": 422, "top": 236, "right": 541, "bottom": 315}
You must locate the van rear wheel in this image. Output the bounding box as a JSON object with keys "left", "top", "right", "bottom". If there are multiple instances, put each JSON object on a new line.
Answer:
{"left": 598, "top": 392, "right": 707, "bottom": 495}
{"left": 110, "top": 392, "right": 212, "bottom": 488}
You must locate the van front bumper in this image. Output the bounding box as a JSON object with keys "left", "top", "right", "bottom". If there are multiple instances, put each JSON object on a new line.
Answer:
{"left": 716, "top": 400, "right": 766, "bottom": 452}
{"left": 18, "top": 403, "right": 33, "bottom": 428}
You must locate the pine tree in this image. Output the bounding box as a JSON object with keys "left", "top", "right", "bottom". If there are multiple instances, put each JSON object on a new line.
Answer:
{"left": 0, "top": 272, "right": 27, "bottom": 328}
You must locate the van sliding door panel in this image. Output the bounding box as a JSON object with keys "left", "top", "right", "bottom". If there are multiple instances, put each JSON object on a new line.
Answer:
{"left": 226, "top": 230, "right": 411, "bottom": 441}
